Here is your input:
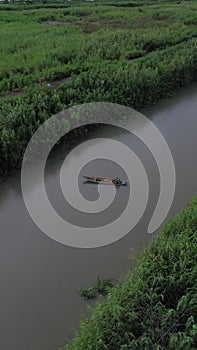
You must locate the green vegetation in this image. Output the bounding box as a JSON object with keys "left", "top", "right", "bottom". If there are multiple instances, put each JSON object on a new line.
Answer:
{"left": 80, "top": 286, "right": 96, "bottom": 299}
{"left": 1, "top": 2, "right": 196, "bottom": 347}
{"left": 80, "top": 277, "right": 114, "bottom": 299}
{"left": 1, "top": 1, "right": 197, "bottom": 94}
{"left": 64, "top": 197, "right": 197, "bottom": 350}
{"left": 0, "top": 0, "right": 197, "bottom": 173}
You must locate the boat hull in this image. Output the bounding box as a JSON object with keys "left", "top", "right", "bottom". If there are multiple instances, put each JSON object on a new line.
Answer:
{"left": 83, "top": 176, "right": 128, "bottom": 186}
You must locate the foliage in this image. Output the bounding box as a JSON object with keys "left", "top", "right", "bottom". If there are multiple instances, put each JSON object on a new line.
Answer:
{"left": 95, "top": 277, "right": 113, "bottom": 295}
{"left": 0, "top": 0, "right": 197, "bottom": 173}
{"left": 0, "top": 1, "right": 196, "bottom": 346}
{"left": 80, "top": 287, "right": 96, "bottom": 300}
{"left": 1, "top": 1, "right": 197, "bottom": 94}
{"left": 79, "top": 277, "right": 114, "bottom": 299}
{"left": 0, "top": 86, "right": 64, "bottom": 172}
{"left": 66, "top": 197, "right": 197, "bottom": 349}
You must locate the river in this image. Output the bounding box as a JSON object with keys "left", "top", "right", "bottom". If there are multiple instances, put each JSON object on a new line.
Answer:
{"left": 0, "top": 83, "right": 196, "bottom": 350}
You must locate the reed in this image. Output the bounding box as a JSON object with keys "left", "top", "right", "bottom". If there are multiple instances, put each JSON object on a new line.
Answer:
{"left": 0, "top": 0, "right": 197, "bottom": 173}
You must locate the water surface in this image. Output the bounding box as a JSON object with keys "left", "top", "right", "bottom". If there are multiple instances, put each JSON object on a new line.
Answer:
{"left": 0, "top": 84, "right": 197, "bottom": 350}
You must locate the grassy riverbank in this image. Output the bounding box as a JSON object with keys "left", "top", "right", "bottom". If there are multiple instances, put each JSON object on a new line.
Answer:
{"left": 0, "top": 0, "right": 197, "bottom": 173}
{"left": 64, "top": 197, "right": 197, "bottom": 350}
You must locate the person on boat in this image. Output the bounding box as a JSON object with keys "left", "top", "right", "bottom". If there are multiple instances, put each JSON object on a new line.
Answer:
{"left": 115, "top": 176, "right": 121, "bottom": 184}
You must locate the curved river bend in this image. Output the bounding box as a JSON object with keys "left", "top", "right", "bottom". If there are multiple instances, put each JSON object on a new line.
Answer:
{"left": 0, "top": 84, "right": 196, "bottom": 350}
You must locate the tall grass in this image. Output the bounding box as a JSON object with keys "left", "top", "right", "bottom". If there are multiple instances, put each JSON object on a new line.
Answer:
{"left": 0, "top": 0, "right": 197, "bottom": 173}
{"left": 65, "top": 197, "right": 197, "bottom": 349}
{"left": 1, "top": 0, "right": 197, "bottom": 94}
{"left": 1, "top": 36, "right": 197, "bottom": 173}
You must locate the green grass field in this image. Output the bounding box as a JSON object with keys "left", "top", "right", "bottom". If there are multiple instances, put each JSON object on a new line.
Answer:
{"left": 1, "top": 0, "right": 197, "bottom": 94}
{"left": 0, "top": 0, "right": 197, "bottom": 173}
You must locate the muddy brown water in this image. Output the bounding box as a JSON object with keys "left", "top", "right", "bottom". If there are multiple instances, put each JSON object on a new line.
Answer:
{"left": 0, "top": 83, "right": 197, "bottom": 350}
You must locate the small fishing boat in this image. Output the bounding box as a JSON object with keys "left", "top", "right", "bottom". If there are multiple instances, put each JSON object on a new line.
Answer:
{"left": 83, "top": 176, "right": 128, "bottom": 186}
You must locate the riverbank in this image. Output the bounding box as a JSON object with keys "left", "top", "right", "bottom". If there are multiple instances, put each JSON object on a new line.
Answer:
{"left": 65, "top": 197, "right": 197, "bottom": 350}
{"left": 1, "top": 38, "right": 197, "bottom": 174}
{"left": 1, "top": 0, "right": 197, "bottom": 174}
{"left": 0, "top": 79, "right": 196, "bottom": 350}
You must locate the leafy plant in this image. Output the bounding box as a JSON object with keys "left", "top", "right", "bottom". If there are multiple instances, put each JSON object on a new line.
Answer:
{"left": 94, "top": 277, "right": 113, "bottom": 295}
{"left": 79, "top": 277, "right": 114, "bottom": 299}
{"left": 79, "top": 287, "right": 96, "bottom": 300}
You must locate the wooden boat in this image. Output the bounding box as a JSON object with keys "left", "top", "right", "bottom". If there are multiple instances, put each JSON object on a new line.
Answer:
{"left": 83, "top": 176, "right": 128, "bottom": 186}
